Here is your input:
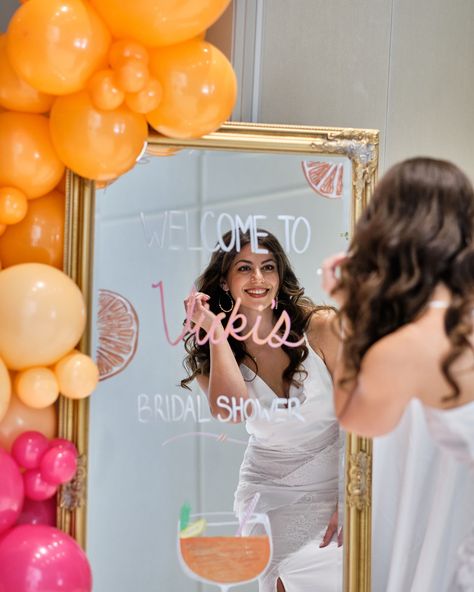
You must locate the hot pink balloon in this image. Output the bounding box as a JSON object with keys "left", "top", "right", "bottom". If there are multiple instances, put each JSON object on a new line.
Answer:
{"left": 0, "top": 449, "right": 24, "bottom": 535}
{"left": 23, "top": 469, "right": 57, "bottom": 501}
{"left": 11, "top": 431, "right": 50, "bottom": 469}
{"left": 40, "top": 445, "right": 77, "bottom": 485}
{"left": 0, "top": 525, "right": 92, "bottom": 592}
{"left": 17, "top": 497, "right": 56, "bottom": 527}
{"left": 48, "top": 437, "right": 78, "bottom": 456}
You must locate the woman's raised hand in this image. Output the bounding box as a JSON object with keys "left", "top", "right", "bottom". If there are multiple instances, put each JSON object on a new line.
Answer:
{"left": 184, "top": 291, "right": 221, "bottom": 333}
{"left": 320, "top": 252, "right": 347, "bottom": 306}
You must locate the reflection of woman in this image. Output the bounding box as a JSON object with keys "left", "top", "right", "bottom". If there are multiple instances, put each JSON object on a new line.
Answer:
{"left": 182, "top": 229, "right": 342, "bottom": 592}
{"left": 323, "top": 157, "right": 474, "bottom": 591}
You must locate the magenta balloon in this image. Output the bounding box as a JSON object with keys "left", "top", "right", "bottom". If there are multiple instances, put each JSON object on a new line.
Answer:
{"left": 17, "top": 497, "right": 56, "bottom": 527}
{"left": 0, "top": 525, "right": 92, "bottom": 592}
{"left": 48, "top": 437, "right": 78, "bottom": 456}
{"left": 0, "top": 449, "right": 24, "bottom": 535}
{"left": 40, "top": 446, "right": 77, "bottom": 485}
{"left": 23, "top": 469, "right": 57, "bottom": 501}
{"left": 11, "top": 431, "right": 50, "bottom": 469}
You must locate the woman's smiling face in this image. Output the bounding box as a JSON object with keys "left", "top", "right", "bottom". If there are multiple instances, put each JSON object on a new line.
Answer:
{"left": 222, "top": 243, "right": 280, "bottom": 312}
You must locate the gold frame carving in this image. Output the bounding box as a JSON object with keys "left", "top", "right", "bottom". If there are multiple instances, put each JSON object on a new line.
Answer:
{"left": 59, "top": 121, "right": 378, "bottom": 592}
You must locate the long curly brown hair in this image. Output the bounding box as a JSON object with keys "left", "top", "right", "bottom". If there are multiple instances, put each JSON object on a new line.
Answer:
{"left": 181, "top": 229, "right": 328, "bottom": 391}
{"left": 337, "top": 157, "right": 474, "bottom": 400}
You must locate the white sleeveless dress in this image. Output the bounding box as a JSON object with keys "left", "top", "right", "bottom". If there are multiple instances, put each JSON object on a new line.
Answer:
{"left": 233, "top": 343, "right": 342, "bottom": 591}
{"left": 372, "top": 399, "right": 474, "bottom": 592}
{"left": 423, "top": 402, "right": 474, "bottom": 591}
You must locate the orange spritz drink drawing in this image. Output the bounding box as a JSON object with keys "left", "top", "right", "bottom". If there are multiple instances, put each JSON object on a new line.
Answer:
{"left": 178, "top": 512, "right": 272, "bottom": 591}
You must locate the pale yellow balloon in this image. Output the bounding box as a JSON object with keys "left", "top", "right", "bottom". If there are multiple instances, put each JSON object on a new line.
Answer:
{"left": 0, "top": 394, "right": 56, "bottom": 453}
{"left": 0, "top": 355, "right": 11, "bottom": 423}
{"left": 15, "top": 367, "right": 59, "bottom": 409}
{"left": 0, "top": 263, "right": 86, "bottom": 370}
{"left": 54, "top": 352, "right": 99, "bottom": 400}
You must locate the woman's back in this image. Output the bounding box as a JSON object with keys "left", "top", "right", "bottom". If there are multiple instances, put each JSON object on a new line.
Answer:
{"left": 402, "top": 297, "right": 474, "bottom": 411}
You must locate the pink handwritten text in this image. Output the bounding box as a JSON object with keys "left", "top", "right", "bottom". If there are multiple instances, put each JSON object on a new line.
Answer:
{"left": 152, "top": 280, "right": 304, "bottom": 348}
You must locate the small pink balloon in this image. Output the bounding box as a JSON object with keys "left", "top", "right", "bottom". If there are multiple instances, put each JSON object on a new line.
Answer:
{"left": 0, "top": 525, "right": 92, "bottom": 592}
{"left": 23, "top": 469, "right": 57, "bottom": 501}
{"left": 48, "top": 437, "right": 78, "bottom": 456}
{"left": 40, "top": 446, "right": 77, "bottom": 485}
{"left": 17, "top": 497, "right": 56, "bottom": 527}
{"left": 11, "top": 430, "right": 50, "bottom": 469}
{"left": 0, "top": 449, "right": 24, "bottom": 535}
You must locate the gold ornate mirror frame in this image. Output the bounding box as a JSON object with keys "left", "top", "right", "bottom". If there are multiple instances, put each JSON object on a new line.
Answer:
{"left": 58, "top": 122, "right": 378, "bottom": 592}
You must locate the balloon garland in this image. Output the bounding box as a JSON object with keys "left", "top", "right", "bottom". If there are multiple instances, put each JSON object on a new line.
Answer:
{"left": 0, "top": 1, "right": 237, "bottom": 590}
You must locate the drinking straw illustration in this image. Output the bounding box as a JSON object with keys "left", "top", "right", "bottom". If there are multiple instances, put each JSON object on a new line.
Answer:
{"left": 180, "top": 502, "right": 191, "bottom": 531}
{"left": 236, "top": 492, "right": 261, "bottom": 537}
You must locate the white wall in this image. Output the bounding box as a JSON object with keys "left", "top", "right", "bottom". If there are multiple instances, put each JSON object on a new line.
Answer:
{"left": 231, "top": 0, "right": 474, "bottom": 178}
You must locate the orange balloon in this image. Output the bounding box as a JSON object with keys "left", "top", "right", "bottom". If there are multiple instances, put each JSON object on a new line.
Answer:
{"left": 15, "top": 367, "right": 60, "bottom": 409}
{"left": 115, "top": 58, "right": 149, "bottom": 93}
{"left": 90, "top": 0, "right": 230, "bottom": 47}
{"left": 88, "top": 69, "right": 124, "bottom": 111}
{"left": 0, "top": 190, "right": 65, "bottom": 268}
{"left": 108, "top": 39, "right": 148, "bottom": 69}
{"left": 7, "top": 0, "right": 111, "bottom": 95}
{"left": 0, "top": 224, "right": 6, "bottom": 238}
{"left": 125, "top": 78, "right": 162, "bottom": 114}
{"left": 147, "top": 40, "right": 236, "bottom": 139}
{"left": 0, "top": 34, "right": 54, "bottom": 113}
{"left": 0, "top": 112, "right": 64, "bottom": 198}
{"left": 54, "top": 352, "right": 99, "bottom": 399}
{"left": 0, "top": 394, "right": 56, "bottom": 452}
{"left": 0, "top": 263, "right": 86, "bottom": 370}
{"left": 50, "top": 91, "right": 148, "bottom": 181}
{"left": 0, "top": 187, "right": 28, "bottom": 225}
{"left": 0, "top": 356, "right": 11, "bottom": 423}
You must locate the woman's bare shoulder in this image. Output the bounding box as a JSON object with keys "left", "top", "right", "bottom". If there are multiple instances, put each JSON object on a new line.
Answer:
{"left": 306, "top": 307, "right": 339, "bottom": 375}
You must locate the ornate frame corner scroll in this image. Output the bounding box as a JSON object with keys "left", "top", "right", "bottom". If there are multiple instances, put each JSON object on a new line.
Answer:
{"left": 59, "top": 121, "right": 379, "bottom": 591}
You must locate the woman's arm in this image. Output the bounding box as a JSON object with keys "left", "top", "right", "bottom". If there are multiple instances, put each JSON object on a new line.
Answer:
{"left": 320, "top": 253, "right": 417, "bottom": 437}
{"left": 332, "top": 329, "right": 418, "bottom": 437}
{"left": 186, "top": 292, "right": 248, "bottom": 422}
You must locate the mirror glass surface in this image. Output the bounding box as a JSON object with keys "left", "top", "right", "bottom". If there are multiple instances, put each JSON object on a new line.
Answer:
{"left": 86, "top": 147, "right": 352, "bottom": 591}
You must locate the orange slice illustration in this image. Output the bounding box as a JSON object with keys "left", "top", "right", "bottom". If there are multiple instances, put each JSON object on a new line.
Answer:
{"left": 301, "top": 161, "right": 344, "bottom": 199}
{"left": 96, "top": 289, "right": 139, "bottom": 381}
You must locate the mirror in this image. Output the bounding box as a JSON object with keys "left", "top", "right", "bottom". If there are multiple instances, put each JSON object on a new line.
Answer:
{"left": 59, "top": 123, "right": 378, "bottom": 592}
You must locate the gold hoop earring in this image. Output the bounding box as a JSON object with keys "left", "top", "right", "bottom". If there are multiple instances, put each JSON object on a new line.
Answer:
{"left": 219, "top": 290, "right": 234, "bottom": 313}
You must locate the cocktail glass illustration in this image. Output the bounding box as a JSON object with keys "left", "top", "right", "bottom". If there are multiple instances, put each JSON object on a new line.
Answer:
{"left": 178, "top": 511, "right": 272, "bottom": 592}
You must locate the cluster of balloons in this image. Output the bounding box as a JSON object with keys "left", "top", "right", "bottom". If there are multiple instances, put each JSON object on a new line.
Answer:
{"left": 0, "top": 445, "right": 90, "bottom": 591}
{"left": 0, "top": 0, "right": 237, "bottom": 186}
{"left": 0, "top": 263, "right": 99, "bottom": 443}
{"left": 0, "top": 432, "right": 78, "bottom": 537}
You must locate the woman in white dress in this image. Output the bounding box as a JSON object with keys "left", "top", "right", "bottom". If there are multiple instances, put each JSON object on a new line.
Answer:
{"left": 321, "top": 157, "right": 474, "bottom": 591}
{"left": 182, "top": 229, "right": 342, "bottom": 592}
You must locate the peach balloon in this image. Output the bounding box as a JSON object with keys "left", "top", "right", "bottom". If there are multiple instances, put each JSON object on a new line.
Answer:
{"left": 0, "top": 263, "right": 86, "bottom": 370}
{"left": 91, "top": 0, "right": 230, "bottom": 47}
{"left": 88, "top": 69, "right": 124, "bottom": 111}
{"left": 15, "top": 367, "right": 60, "bottom": 409}
{"left": 0, "top": 112, "right": 64, "bottom": 199}
{"left": 147, "top": 40, "right": 237, "bottom": 139}
{"left": 114, "top": 58, "right": 149, "bottom": 94}
{"left": 50, "top": 91, "right": 148, "bottom": 181}
{"left": 54, "top": 352, "right": 99, "bottom": 400}
{"left": 125, "top": 78, "right": 162, "bottom": 114}
{"left": 0, "top": 356, "right": 11, "bottom": 424}
{"left": 7, "top": 0, "right": 111, "bottom": 95}
{"left": 0, "top": 35, "right": 54, "bottom": 113}
{"left": 0, "top": 190, "right": 65, "bottom": 268}
{"left": 0, "top": 395, "right": 56, "bottom": 453}
{"left": 0, "top": 187, "right": 28, "bottom": 225}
